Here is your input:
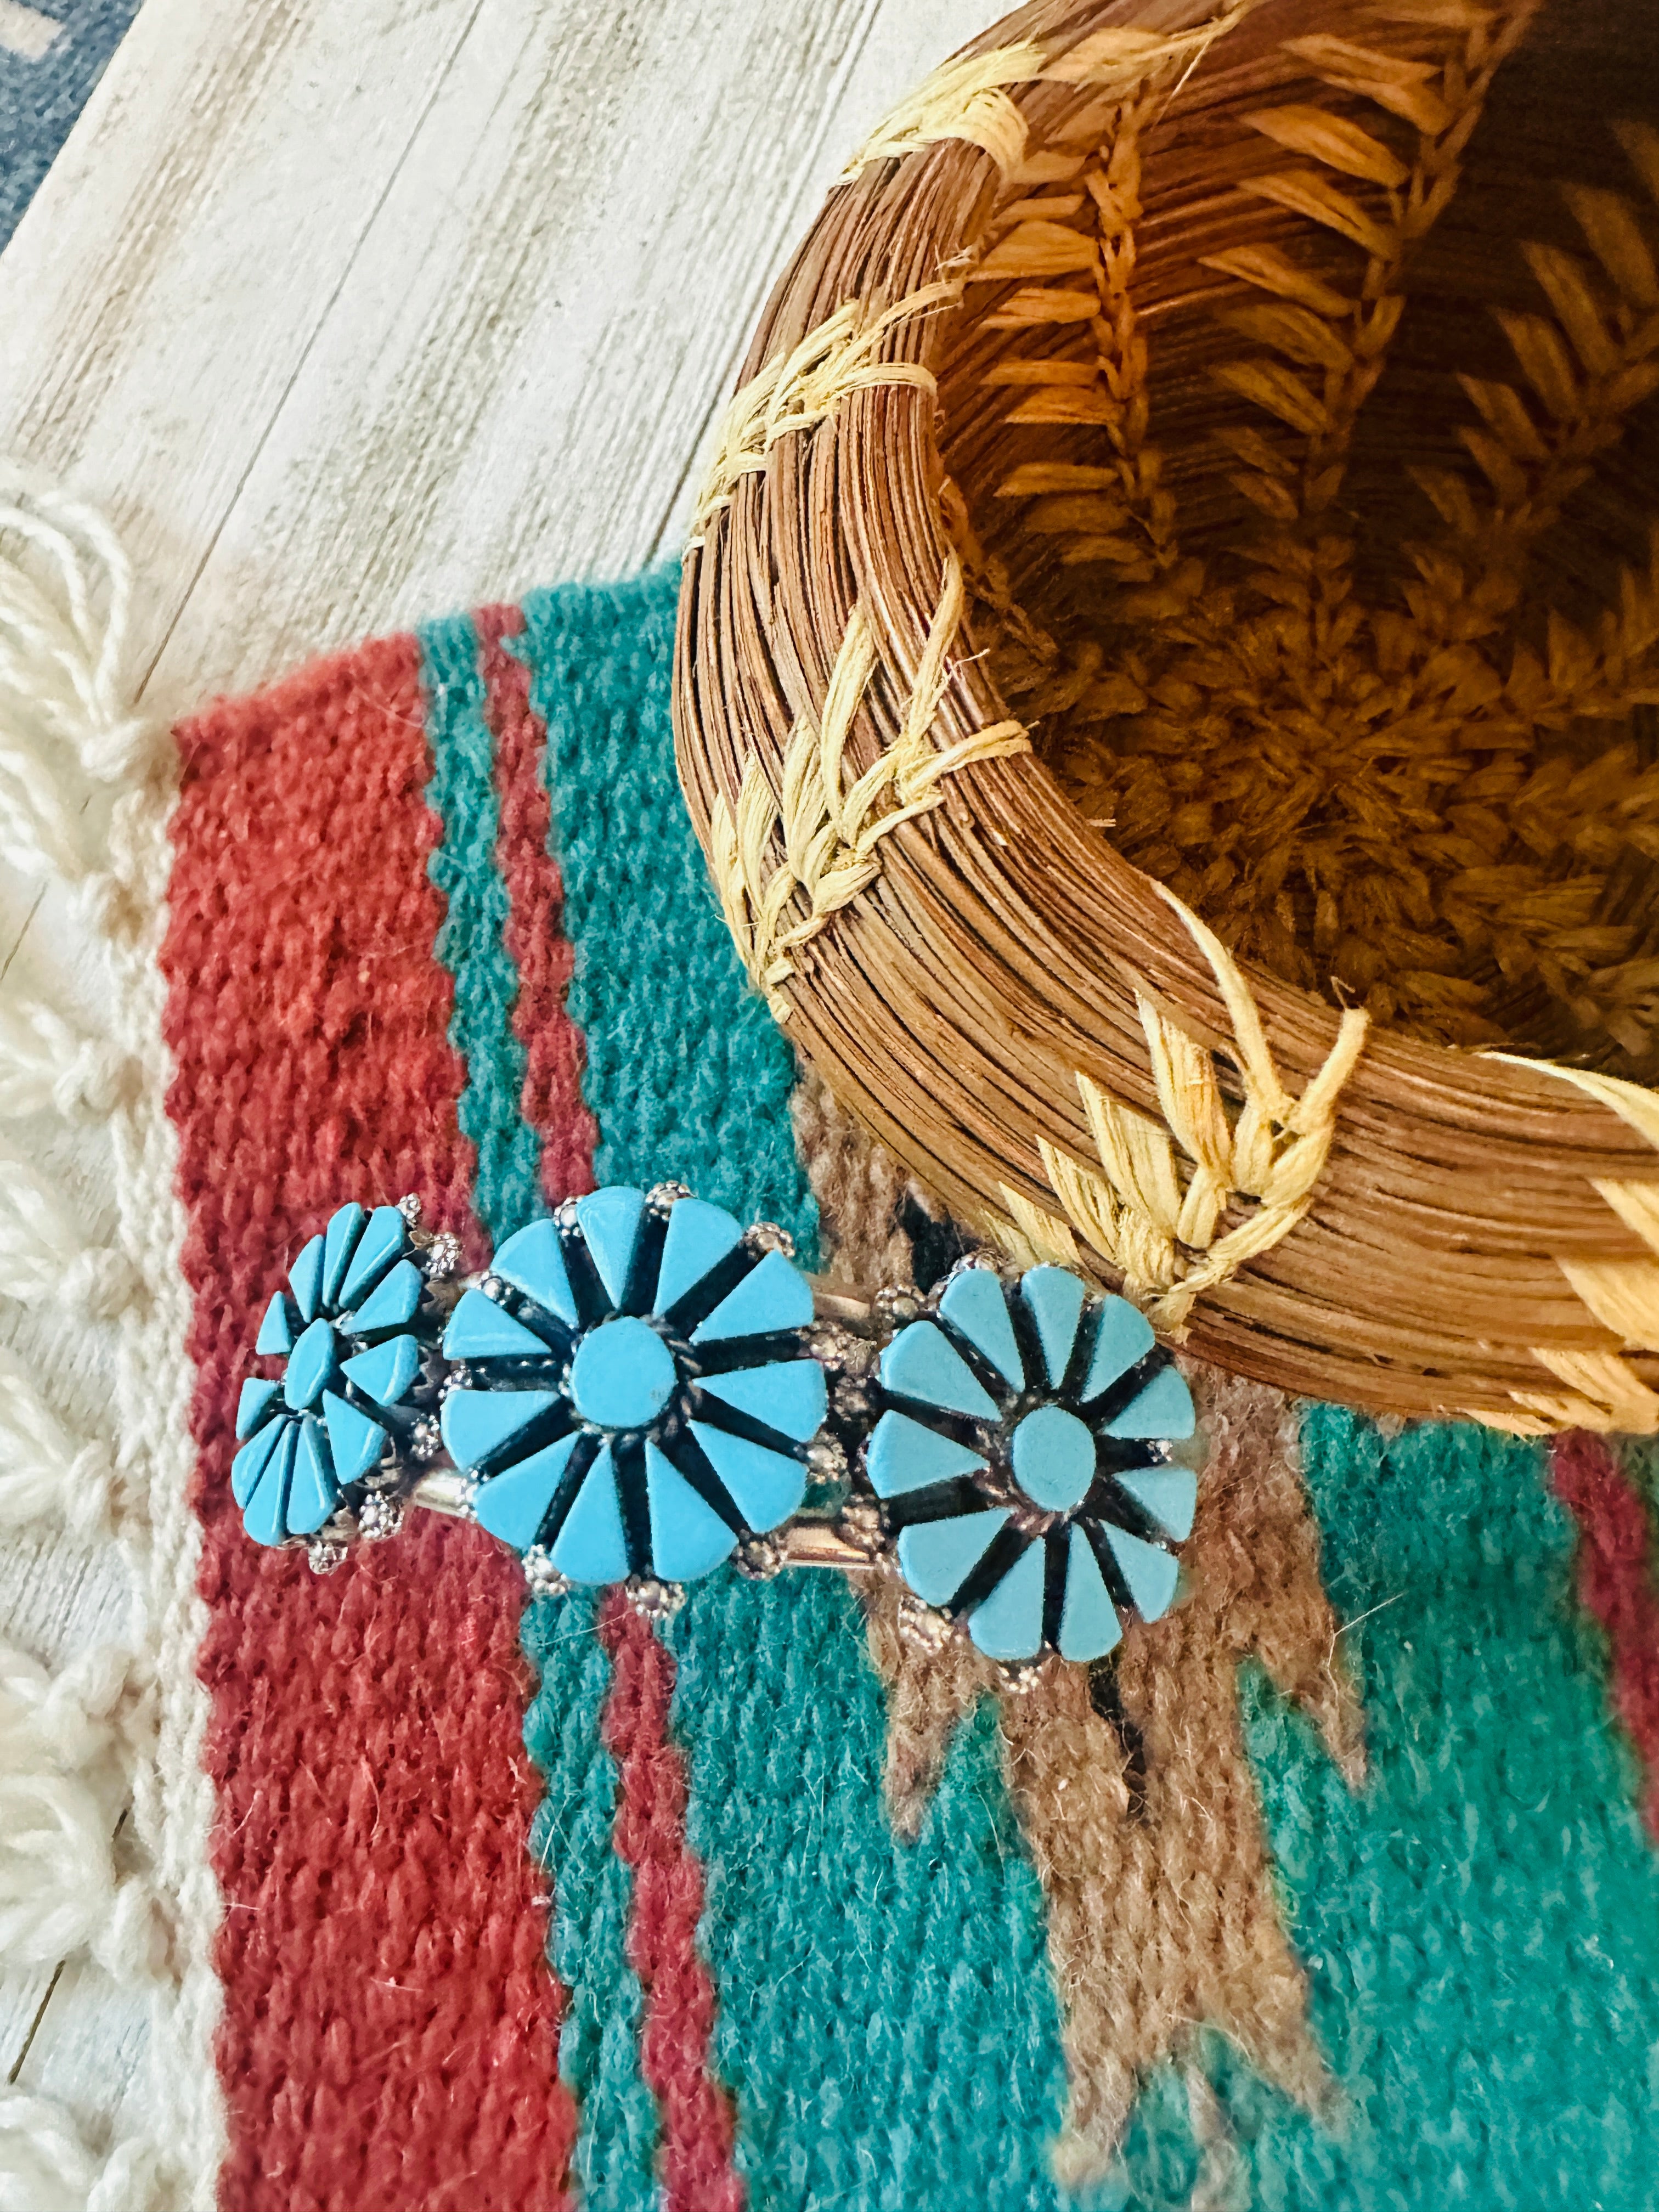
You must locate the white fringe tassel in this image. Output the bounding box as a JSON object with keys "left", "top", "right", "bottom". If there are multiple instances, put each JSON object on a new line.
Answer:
{"left": 0, "top": 473, "right": 221, "bottom": 2205}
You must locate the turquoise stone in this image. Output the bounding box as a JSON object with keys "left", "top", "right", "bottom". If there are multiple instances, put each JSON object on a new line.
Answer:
{"left": 653, "top": 1196, "right": 743, "bottom": 1316}
{"left": 474, "top": 1431, "right": 583, "bottom": 1551}
{"left": 340, "top": 1333, "right": 419, "bottom": 1409}
{"left": 255, "top": 1293, "right": 294, "bottom": 1356}
{"left": 896, "top": 1508, "right": 1008, "bottom": 1606}
{"left": 346, "top": 1257, "right": 422, "bottom": 1337}
{"left": 1058, "top": 1524, "right": 1121, "bottom": 1662}
{"left": 688, "top": 1421, "right": 805, "bottom": 1533}
{"left": 289, "top": 1234, "right": 325, "bottom": 1323}
{"left": 1010, "top": 1403, "right": 1096, "bottom": 1513}
{"left": 575, "top": 1186, "right": 647, "bottom": 1308}
{"left": 232, "top": 1417, "right": 286, "bottom": 1508}
{"left": 321, "top": 1202, "right": 366, "bottom": 1309}
{"left": 236, "top": 1377, "right": 279, "bottom": 1440}
{"left": 1105, "top": 1523, "right": 1180, "bottom": 1621}
{"left": 938, "top": 1268, "right": 1025, "bottom": 1390}
{"left": 697, "top": 1359, "right": 827, "bottom": 1443}
{"left": 284, "top": 1317, "right": 338, "bottom": 1410}
{"left": 493, "top": 1217, "right": 579, "bottom": 1327}
{"left": 548, "top": 1442, "right": 631, "bottom": 1583}
{"left": 879, "top": 1322, "right": 999, "bottom": 1422}
{"left": 645, "top": 1441, "right": 736, "bottom": 1581}
{"left": 1079, "top": 1295, "right": 1155, "bottom": 1403}
{"left": 569, "top": 1317, "right": 677, "bottom": 1429}
{"left": 443, "top": 1288, "right": 549, "bottom": 1362}
{"left": 691, "top": 1249, "right": 814, "bottom": 1344}
{"left": 338, "top": 1204, "right": 408, "bottom": 1310}
{"left": 242, "top": 1423, "right": 298, "bottom": 1547}
{"left": 968, "top": 1538, "right": 1046, "bottom": 1661}
{"left": 1019, "top": 1266, "right": 1086, "bottom": 1386}
{"left": 865, "top": 1410, "right": 987, "bottom": 1501}
{"left": 286, "top": 1417, "right": 338, "bottom": 1535}
{"left": 1103, "top": 1362, "right": 1195, "bottom": 1441}
{"left": 440, "top": 1386, "right": 559, "bottom": 1472}
{"left": 1115, "top": 1464, "right": 1198, "bottom": 1542}
{"left": 323, "top": 1390, "right": 387, "bottom": 1488}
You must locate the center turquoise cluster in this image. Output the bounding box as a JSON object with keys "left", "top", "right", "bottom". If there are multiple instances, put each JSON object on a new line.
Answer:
{"left": 441, "top": 1184, "right": 827, "bottom": 1588}
{"left": 868, "top": 1262, "right": 1199, "bottom": 1664}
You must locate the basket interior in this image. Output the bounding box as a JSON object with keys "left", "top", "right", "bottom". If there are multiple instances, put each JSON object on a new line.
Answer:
{"left": 934, "top": 0, "right": 1659, "bottom": 1081}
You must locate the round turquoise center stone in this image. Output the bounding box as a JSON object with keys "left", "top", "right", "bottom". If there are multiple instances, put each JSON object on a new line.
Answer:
{"left": 284, "top": 1316, "right": 338, "bottom": 1410}
{"left": 1011, "top": 1403, "right": 1096, "bottom": 1513}
{"left": 569, "top": 1316, "right": 678, "bottom": 1430}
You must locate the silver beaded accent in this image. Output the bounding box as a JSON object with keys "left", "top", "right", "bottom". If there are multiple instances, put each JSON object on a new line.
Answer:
{"left": 873, "top": 1284, "right": 922, "bottom": 1328}
{"left": 480, "top": 1274, "right": 507, "bottom": 1302}
{"left": 895, "top": 1588, "right": 953, "bottom": 1652}
{"left": 522, "top": 1545, "right": 573, "bottom": 1598}
{"left": 733, "top": 1533, "right": 785, "bottom": 1581}
{"left": 837, "top": 1496, "right": 885, "bottom": 1559}
{"left": 743, "top": 1220, "right": 795, "bottom": 1259}
{"left": 358, "top": 1492, "right": 405, "bottom": 1543}
{"left": 646, "top": 1181, "right": 692, "bottom": 1213}
{"left": 554, "top": 1197, "right": 582, "bottom": 1229}
{"left": 424, "top": 1231, "right": 463, "bottom": 1282}
{"left": 397, "top": 1193, "right": 424, "bottom": 1227}
{"left": 411, "top": 1415, "right": 444, "bottom": 1464}
{"left": 806, "top": 1434, "right": 848, "bottom": 1482}
{"left": 306, "top": 1537, "right": 348, "bottom": 1575}
{"left": 625, "top": 1575, "right": 686, "bottom": 1622}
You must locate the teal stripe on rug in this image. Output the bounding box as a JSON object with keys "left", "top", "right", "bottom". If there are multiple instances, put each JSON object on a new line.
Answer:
{"left": 419, "top": 613, "right": 545, "bottom": 1246}
{"left": 1172, "top": 1409, "right": 1659, "bottom": 2211}
{"left": 518, "top": 568, "right": 1076, "bottom": 2208}
{"left": 514, "top": 568, "right": 814, "bottom": 1239}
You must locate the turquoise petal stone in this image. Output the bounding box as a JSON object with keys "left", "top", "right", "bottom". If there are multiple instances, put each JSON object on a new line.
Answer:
{"left": 243, "top": 1423, "right": 298, "bottom": 1546}
{"left": 689, "top": 1421, "right": 805, "bottom": 1533}
{"left": 289, "top": 1234, "right": 325, "bottom": 1323}
{"left": 443, "top": 1288, "right": 549, "bottom": 1362}
{"left": 493, "top": 1218, "right": 578, "bottom": 1328}
{"left": 968, "top": 1538, "right": 1045, "bottom": 1661}
{"left": 1010, "top": 1403, "right": 1096, "bottom": 1513}
{"left": 1079, "top": 1294, "right": 1155, "bottom": 1403}
{"left": 1104, "top": 1362, "right": 1195, "bottom": 1441}
{"left": 323, "top": 1390, "right": 387, "bottom": 1488}
{"left": 286, "top": 1416, "right": 338, "bottom": 1536}
{"left": 880, "top": 1322, "right": 999, "bottom": 1422}
{"left": 1020, "top": 1266, "right": 1086, "bottom": 1387}
{"left": 284, "top": 1317, "right": 338, "bottom": 1410}
{"left": 896, "top": 1508, "right": 1008, "bottom": 1607}
{"left": 865, "top": 1409, "right": 987, "bottom": 1501}
{"left": 232, "top": 1416, "right": 286, "bottom": 1508}
{"left": 645, "top": 1441, "right": 737, "bottom": 1581}
{"left": 341, "top": 1333, "right": 420, "bottom": 1409}
{"left": 346, "top": 1257, "right": 422, "bottom": 1338}
{"left": 1058, "top": 1524, "right": 1122, "bottom": 1662}
{"left": 440, "top": 1386, "right": 559, "bottom": 1472}
{"left": 1104, "top": 1523, "right": 1180, "bottom": 1621}
{"left": 697, "top": 1359, "right": 827, "bottom": 1443}
{"left": 691, "top": 1249, "right": 813, "bottom": 1345}
{"left": 236, "top": 1378, "right": 279, "bottom": 1440}
{"left": 653, "top": 1197, "right": 743, "bottom": 1317}
{"left": 1115, "top": 1465, "right": 1198, "bottom": 1542}
{"left": 569, "top": 1317, "right": 678, "bottom": 1429}
{"left": 938, "top": 1269, "right": 1025, "bottom": 1390}
{"left": 255, "top": 1293, "right": 294, "bottom": 1356}
{"left": 575, "top": 1186, "right": 647, "bottom": 1309}
{"left": 474, "top": 1431, "right": 583, "bottom": 1551}
{"left": 321, "top": 1203, "right": 366, "bottom": 1310}
{"left": 549, "top": 1442, "right": 631, "bottom": 1583}
{"left": 338, "top": 1204, "right": 409, "bottom": 1310}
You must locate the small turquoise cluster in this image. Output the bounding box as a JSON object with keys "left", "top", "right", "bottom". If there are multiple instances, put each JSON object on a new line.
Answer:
{"left": 234, "top": 1201, "right": 436, "bottom": 1546}
{"left": 869, "top": 1262, "right": 1197, "bottom": 1663}
{"left": 442, "top": 1185, "right": 823, "bottom": 1587}
{"left": 236, "top": 1190, "right": 1205, "bottom": 1672}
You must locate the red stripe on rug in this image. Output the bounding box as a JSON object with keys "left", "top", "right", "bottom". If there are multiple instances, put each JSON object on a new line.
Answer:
{"left": 597, "top": 1589, "right": 746, "bottom": 2212}
{"left": 1551, "top": 1429, "right": 1659, "bottom": 1842}
{"left": 477, "top": 603, "right": 596, "bottom": 1204}
{"left": 164, "top": 634, "right": 578, "bottom": 2211}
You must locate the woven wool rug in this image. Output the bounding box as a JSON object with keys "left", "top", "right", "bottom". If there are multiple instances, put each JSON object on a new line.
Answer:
{"left": 6, "top": 543, "right": 1659, "bottom": 2210}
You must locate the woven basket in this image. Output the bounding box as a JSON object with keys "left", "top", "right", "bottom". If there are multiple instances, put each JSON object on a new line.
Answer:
{"left": 673, "top": 0, "right": 1659, "bottom": 1435}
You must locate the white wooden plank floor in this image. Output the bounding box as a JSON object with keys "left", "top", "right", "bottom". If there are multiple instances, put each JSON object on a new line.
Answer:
{"left": 0, "top": 0, "right": 988, "bottom": 2153}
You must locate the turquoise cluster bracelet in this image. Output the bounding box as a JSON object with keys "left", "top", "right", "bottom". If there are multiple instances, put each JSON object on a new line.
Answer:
{"left": 235, "top": 1186, "right": 1201, "bottom": 1672}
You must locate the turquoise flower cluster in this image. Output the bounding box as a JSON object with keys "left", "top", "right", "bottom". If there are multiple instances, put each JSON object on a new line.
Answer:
{"left": 234, "top": 1201, "right": 434, "bottom": 1546}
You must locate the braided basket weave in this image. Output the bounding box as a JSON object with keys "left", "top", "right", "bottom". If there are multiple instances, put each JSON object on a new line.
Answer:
{"left": 674, "top": 0, "right": 1659, "bottom": 1434}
